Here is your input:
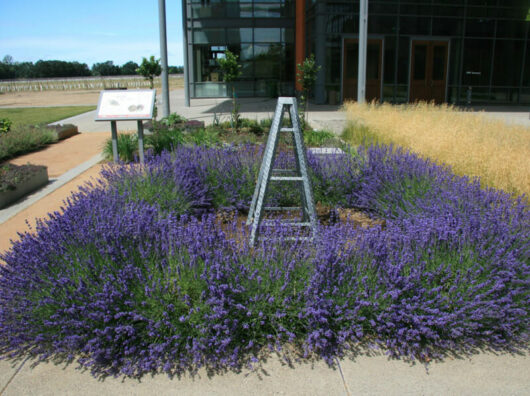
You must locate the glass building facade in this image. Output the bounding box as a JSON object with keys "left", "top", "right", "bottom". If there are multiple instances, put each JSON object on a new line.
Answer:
{"left": 184, "top": 0, "right": 530, "bottom": 104}
{"left": 184, "top": 0, "right": 296, "bottom": 98}
{"left": 307, "top": 0, "right": 530, "bottom": 104}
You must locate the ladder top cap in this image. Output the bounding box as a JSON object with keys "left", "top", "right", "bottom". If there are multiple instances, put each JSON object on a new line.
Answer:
{"left": 277, "top": 97, "right": 297, "bottom": 104}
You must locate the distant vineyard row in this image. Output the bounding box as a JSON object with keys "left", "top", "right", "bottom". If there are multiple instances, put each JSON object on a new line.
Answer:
{"left": 0, "top": 74, "right": 184, "bottom": 93}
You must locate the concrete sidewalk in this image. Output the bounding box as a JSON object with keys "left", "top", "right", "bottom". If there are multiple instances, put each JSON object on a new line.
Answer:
{"left": 53, "top": 89, "right": 348, "bottom": 134}
{"left": 0, "top": 351, "right": 528, "bottom": 395}
{"left": 55, "top": 89, "right": 529, "bottom": 136}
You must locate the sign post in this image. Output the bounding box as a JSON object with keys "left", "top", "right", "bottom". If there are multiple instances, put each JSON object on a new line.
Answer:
{"left": 95, "top": 89, "right": 156, "bottom": 164}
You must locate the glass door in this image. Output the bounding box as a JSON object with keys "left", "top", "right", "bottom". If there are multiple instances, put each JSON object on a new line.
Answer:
{"left": 410, "top": 40, "right": 448, "bottom": 103}
{"left": 343, "top": 38, "right": 383, "bottom": 102}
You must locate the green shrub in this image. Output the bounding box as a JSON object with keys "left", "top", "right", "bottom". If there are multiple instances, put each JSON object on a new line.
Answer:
{"left": 185, "top": 128, "right": 221, "bottom": 147}
{"left": 304, "top": 129, "right": 336, "bottom": 147}
{"left": 0, "top": 118, "right": 12, "bottom": 134}
{"left": 159, "top": 113, "right": 187, "bottom": 129}
{"left": 341, "top": 122, "right": 382, "bottom": 146}
{"left": 0, "top": 125, "right": 57, "bottom": 162}
{"left": 103, "top": 134, "right": 138, "bottom": 162}
{"left": 146, "top": 128, "right": 184, "bottom": 155}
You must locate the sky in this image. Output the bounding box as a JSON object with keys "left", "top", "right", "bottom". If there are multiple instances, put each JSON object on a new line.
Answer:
{"left": 0, "top": 0, "right": 184, "bottom": 67}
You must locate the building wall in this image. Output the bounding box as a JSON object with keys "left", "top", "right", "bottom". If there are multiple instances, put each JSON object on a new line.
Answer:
{"left": 306, "top": 0, "right": 530, "bottom": 105}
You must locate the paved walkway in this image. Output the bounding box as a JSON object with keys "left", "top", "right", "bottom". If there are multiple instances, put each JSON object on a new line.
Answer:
{"left": 0, "top": 133, "right": 107, "bottom": 253}
{"left": 0, "top": 351, "right": 528, "bottom": 395}
{"left": 54, "top": 89, "right": 348, "bottom": 134}
{"left": 54, "top": 89, "right": 529, "bottom": 135}
{"left": 0, "top": 98, "right": 529, "bottom": 395}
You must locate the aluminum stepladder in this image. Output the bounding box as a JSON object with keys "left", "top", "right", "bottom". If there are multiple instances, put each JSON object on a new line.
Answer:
{"left": 247, "top": 97, "right": 318, "bottom": 246}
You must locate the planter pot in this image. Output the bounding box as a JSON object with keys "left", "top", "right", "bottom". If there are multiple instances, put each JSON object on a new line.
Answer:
{"left": 0, "top": 166, "right": 48, "bottom": 209}
{"left": 49, "top": 124, "right": 79, "bottom": 140}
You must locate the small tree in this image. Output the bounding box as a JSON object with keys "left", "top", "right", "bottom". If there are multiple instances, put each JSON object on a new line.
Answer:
{"left": 137, "top": 56, "right": 162, "bottom": 89}
{"left": 296, "top": 54, "right": 321, "bottom": 130}
{"left": 218, "top": 50, "right": 242, "bottom": 132}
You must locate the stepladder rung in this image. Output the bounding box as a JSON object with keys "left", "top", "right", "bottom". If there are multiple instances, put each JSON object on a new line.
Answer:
{"left": 272, "top": 168, "right": 297, "bottom": 173}
{"left": 270, "top": 176, "right": 303, "bottom": 181}
{"left": 258, "top": 236, "right": 314, "bottom": 242}
{"left": 261, "top": 221, "right": 312, "bottom": 227}
{"left": 280, "top": 127, "right": 294, "bottom": 132}
{"left": 264, "top": 206, "right": 302, "bottom": 211}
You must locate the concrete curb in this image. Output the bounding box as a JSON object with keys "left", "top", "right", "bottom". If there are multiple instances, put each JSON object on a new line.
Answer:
{"left": 0, "top": 153, "right": 104, "bottom": 225}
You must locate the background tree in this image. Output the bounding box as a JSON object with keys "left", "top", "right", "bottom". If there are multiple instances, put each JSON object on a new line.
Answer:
{"left": 121, "top": 61, "right": 139, "bottom": 75}
{"left": 137, "top": 56, "right": 162, "bottom": 89}
{"left": 218, "top": 50, "right": 242, "bottom": 131}
{"left": 296, "top": 54, "right": 321, "bottom": 130}
{"left": 91, "top": 61, "right": 120, "bottom": 76}
{"left": 0, "top": 56, "right": 15, "bottom": 79}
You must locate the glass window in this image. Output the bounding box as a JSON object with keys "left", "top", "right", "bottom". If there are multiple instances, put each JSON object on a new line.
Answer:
{"left": 383, "top": 36, "right": 396, "bottom": 85}
{"left": 432, "top": 18, "right": 463, "bottom": 36}
{"left": 326, "top": 46, "right": 341, "bottom": 84}
{"left": 400, "top": 16, "right": 430, "bottom": 35}
{"left": 397, "top": 37, "right": 409, "bottom": 84}
{"left": 369, "top": 2, "right": 398, "bottom": 14}
{"left": 226, "top": 3, "right": 252, "bottom": 18}
{"left": 281, "top": 28, "right": 294, "bottom": 43}
{"left": 254, "top": 3, "right": 282, "bottom": 17}
{"left": 413, "top": 45, "right": 427, "bottom": 80}
{"left": 193, "top": 29, "right": 225, "bottom": 44}
{"left": 345, "top": 42, "right": 358, "bottom": 79}
{"left": 239, "top": 44, "right": 254, "bottom": 61}
{"left": 367, "top": 42, "right": 380, "bottom": 80}
{"left": 524, "top": 42, "right": 530, "bottom": 87}
{"left": 226, "top": 28, "right": 253, "bottom": 43}
{"left": 432, "top": 5, "right": 464, "bottom": 17}
{"left": 254, "top": 28, "right": 281, "bottom": 43}
{"left": 462, "top": 39, "right": 492, "bottom": 85}
{"left": 448, "top": 38, "right": 462, "bottom": 85}
{"left": 191, "top": 3, "right": 225, "bottom": 18}
{"left": 465, "top": 19, "right": 495, "bottom": 37}
{"left": 493, "top": 40, "right": 523, "bottom": 86}
{"left": 496, "top": 21, "right": 526, "bottom": 39}
{"left": 369, "top": 15, "right": 397, "bottom": 35}
{"left": 193, "top": 45, "right": 226, "bottom": 83}
{"left": 283, "top": 44, "right": 295, "bottom": 81}
{"left": 432, "top": 45, "right": 446, "bottom": 81}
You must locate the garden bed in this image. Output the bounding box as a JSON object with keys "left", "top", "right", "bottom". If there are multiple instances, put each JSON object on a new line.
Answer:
{"left": 0, "top": 144, "right": 528, "bottom": 378}
{"left": 0, "top": 163, "right": 48, "bottom": 208}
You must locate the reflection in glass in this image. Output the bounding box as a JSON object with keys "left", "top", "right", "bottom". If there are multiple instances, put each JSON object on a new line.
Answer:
{"left": 462, "top": 39, "right": 492, "bottom": 85}
{"left": 432, "top": 46, "right": 446, "bottom": 81}
{"left": 413, "top": 45, "right": 427, "bottom": 80}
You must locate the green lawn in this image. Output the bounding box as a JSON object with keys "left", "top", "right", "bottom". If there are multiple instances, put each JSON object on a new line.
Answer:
{"left": 0, "top": 106, "right": 96, "bottom": 126}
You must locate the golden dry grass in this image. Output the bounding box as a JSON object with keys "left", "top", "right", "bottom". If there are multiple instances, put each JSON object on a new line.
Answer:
{"left": 342, "top": 101, "right": 530, "bottom": 197}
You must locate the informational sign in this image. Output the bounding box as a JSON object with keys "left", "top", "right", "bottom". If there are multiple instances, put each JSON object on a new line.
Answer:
{"left": 95, "top": 89, "right": 156, "bottom": 121}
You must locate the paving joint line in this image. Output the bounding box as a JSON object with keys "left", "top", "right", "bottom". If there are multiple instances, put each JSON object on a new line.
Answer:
{"left": 335, "top": 358, "right": 352, "bottom": 396}
{"left": 0, "top": 356, "right": 30, "bottom": 396}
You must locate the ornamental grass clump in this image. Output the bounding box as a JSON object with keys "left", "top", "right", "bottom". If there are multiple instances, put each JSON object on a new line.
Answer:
{"left": 0, "top": 144, "right": 528, "bottom": 377}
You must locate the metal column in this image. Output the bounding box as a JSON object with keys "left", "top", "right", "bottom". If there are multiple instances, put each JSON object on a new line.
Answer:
{"left": 182, "top": 0, "right": 190, "bottom": 107}
{"left": 357, "top": 0, "right": 368, "bottom": 103}
{"left": 158, "top": 0, "right": 170, "bottom": 117}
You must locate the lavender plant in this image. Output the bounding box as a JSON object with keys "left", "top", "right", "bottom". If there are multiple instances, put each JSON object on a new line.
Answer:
{"left": 0, "top": 143, "right": 527, "bottom": 377}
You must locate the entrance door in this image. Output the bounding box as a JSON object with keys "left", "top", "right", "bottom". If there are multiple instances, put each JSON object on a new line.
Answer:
{"left": 410, "top": 40, "right": 448, "bottom": 103}
{"left": 343, "top": 39, "right": 382, "bottom": 102}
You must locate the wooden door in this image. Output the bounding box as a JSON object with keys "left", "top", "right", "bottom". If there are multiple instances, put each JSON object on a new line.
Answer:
{"left": 343, "top": 39, "right": 382, "bottom": 102}
{"left": 410, "top": 40, "right": 448, "bottom": 103}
